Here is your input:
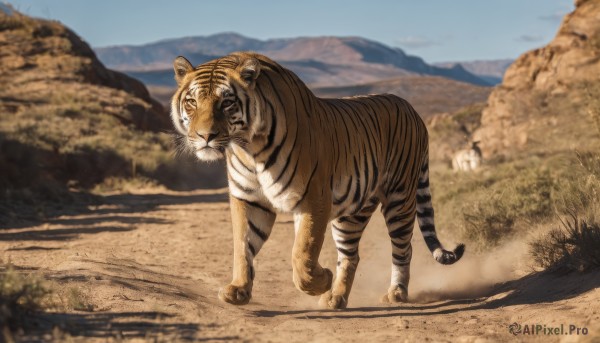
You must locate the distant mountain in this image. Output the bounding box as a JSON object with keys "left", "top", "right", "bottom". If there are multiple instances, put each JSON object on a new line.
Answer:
{"left": 314, "top": 76, "right": 492, "bottom": 120}
{"left": 434, "top": 59, "right": 513, "bottom": 85}
{"left": 95, "top": 33, "right": 490, "bottom": 87}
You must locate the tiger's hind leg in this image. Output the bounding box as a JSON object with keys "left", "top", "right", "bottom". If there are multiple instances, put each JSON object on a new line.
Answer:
{"left": 380, "top": 193, "right": 416, "bottom": 303}
{"left": 319, "top": 201, "right": 378, "bottom": 309}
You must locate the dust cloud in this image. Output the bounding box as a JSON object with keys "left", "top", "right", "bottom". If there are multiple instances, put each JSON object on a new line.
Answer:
{"left": 346, "top": 211, "right": 529, "bottom": 307}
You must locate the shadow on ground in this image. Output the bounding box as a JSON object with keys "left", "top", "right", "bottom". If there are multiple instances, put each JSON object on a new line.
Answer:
{"left": 252, "top": 268, "right": 600, "bottom": 319}
{"left": 12, "top": 311, "right": 238, "bottom": 342}
{"left": 1, "top": 190, "right": 229, "bottom": 230}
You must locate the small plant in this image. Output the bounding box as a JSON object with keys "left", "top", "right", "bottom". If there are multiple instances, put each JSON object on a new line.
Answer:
{"left": 530, "top": 212, "right": 600, "bottom": 272}
{"left": 67, "top": 287, "right": 94, "bottom": 312}
{"left": 0, "top": 264, "right": 49, "bottom": 331}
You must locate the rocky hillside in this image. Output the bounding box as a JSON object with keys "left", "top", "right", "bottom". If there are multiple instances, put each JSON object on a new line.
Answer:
{"left": 474, "top": 0, "right": 600, "bottom": 157}
{"left": 95, "top": 33, "right": 490, "bottom": 87}
{"left": 0, "top": 7, "right": 221, "bottom": 221}
{"left": 314, "top": 76, "right": 491, "bottom": 120}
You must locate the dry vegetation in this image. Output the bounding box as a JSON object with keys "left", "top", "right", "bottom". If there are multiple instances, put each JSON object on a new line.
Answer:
{"left": 0, "top": 9, "right": 226, "bottom": 224}
{"left": 427, "top": 82, "right": 600, "bottom": 276}
{"left": 0, "top": 264, "right": 49, "bottom": 335}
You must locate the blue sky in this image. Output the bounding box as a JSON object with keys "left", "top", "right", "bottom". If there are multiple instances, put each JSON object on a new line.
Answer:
{"left": 6, "top": 0, "right": 573, "bottom": 63}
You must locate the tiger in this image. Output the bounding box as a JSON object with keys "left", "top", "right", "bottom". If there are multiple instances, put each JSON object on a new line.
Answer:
{"left": 170, "top": 51, "right": 465, "bottom": 309}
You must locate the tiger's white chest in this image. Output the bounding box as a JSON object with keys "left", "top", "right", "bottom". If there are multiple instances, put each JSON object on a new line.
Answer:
{"left": 256, "top": 167, "right": 302, "bottom": 213}
{"left": 227, "top": 148, "right": 302, "bottom": 213}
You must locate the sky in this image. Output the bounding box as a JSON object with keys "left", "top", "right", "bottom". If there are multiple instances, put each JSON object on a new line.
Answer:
{"left": 6, "top": 0, "right": 574, "bottom": 63}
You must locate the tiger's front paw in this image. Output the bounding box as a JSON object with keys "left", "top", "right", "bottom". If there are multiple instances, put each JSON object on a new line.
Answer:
{"left": 380, "top": 284, "right": 408, "bottom": 304}
{"left": 318, "top": 290, "right": 348, "bottom": 309}
{"left": 218, "top": 284, "right": 251, "bottom": 305}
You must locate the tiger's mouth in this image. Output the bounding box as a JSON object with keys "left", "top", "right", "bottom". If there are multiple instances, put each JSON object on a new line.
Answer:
{"left": 195, "top": 146, "right": 225, "bottom": 162}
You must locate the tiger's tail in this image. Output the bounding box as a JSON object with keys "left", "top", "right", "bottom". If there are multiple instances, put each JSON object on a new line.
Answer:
{"left": 415, "top": 158, "right": 465, "bottom": 265}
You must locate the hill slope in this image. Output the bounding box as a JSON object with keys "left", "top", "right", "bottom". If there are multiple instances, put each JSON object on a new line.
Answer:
{"left": 0, "top": 8, "right": 222, "bottom": 222}
{"left": 474, "top": 0, "right": 600, "bottom": 157}
{"left": 95, "top": 33, "right": 489, "bottom": 87}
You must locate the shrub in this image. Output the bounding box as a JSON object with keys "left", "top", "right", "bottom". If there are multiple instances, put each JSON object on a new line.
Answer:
{"left": 530, "top": 212, "right": 600, "bottom": 272}
{"left": 445, "top": 163, "right": 554, "bottom": 249}
{"left": 0, "top": 265, "right": 49, "bottom": 331}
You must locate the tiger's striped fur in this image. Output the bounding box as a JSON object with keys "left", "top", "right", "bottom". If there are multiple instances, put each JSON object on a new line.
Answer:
{"left": 170, "top": 52, "right": 465, "bottom": 309}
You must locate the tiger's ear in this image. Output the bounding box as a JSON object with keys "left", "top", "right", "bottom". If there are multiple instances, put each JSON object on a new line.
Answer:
{"left": 174, "top": 56, "right": 193, "bottom": 86}
{"left": 238, "top": 57, "right": 261, "bottom": 88}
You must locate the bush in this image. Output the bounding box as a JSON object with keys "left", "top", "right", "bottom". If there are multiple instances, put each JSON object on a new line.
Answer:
{"left": 0, "top": 265, "right": 49, "bottom": 331}
{"left": 530, "top": 212, "right": 600, "bottom": 272}
{"left": 460, "top": 165, "right": 555, "bottom": 249}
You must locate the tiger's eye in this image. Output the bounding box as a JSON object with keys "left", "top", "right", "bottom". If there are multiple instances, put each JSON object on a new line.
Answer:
{"left": 185, "top": 98, "right": 197, "bottom": 107}
{"left": 221, "top": 99, "right": 235, "bottom": 108}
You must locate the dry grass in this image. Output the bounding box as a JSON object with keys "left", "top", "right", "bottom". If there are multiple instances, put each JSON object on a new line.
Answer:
{"left": 0, "top": 264, "right": 49, "bottom": 333}
{"left": 431, "top": 157, "right": 556, "bottom": 249}
{"left": 530, "top": 213, "right": 600, "bottom": 272}
{"left": 0, "top": 9, "right": 229, "bottom": 225}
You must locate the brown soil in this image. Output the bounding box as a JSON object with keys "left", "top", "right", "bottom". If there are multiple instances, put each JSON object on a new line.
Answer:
{"left": 2, "top": 188, "right": 599, "bottom": 342}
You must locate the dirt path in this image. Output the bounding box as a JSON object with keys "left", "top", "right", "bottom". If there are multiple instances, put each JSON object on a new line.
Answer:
{"left": 1, "top": 189, "right": 599, "bottom": 342}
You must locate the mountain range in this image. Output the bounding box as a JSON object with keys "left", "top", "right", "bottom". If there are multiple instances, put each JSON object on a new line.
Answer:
{"left": 434, "top": 59, "right": 513, "bottom": 85}
{"left": 95, "top": 33, "right": 493, "bottom": 88}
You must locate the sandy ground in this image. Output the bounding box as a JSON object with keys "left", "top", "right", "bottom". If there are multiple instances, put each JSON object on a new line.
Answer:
{"left": 1, "top": 188, "right": 599, "bottom": 342}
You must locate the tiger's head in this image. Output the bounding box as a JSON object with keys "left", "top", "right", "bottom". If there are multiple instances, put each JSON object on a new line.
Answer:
{"left": 170, "top": 53, "right": 262, "bottom": 161}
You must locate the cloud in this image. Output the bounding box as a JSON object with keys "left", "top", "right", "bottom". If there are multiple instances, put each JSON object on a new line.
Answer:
{"left": 395, "top": 36, "right": 440, "bottom": 49}
{"left": 516, "top": 34, "right": 544, "bottom": 43}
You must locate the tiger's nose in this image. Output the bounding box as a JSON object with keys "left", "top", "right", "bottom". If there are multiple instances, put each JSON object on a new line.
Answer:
{"left": 196, "top": 131, "right": 218, "bottom": 143}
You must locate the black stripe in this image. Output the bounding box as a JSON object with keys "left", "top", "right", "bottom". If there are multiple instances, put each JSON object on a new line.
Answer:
{"left": 416, "top": 194, "right": 431, "bottom": 204}
{"left": 388, "top": 220, "right": 415, "bottom": 239}
{"left": 255, "top": 109, "right": 277, "bottom": 156}
{"left": 352, "top": 158, "right": 361, "bottom": 202}
{"left": 333, "top": 176, "right": 352, "bottom": 205}
{"left": 392, "top": 253, "right": 411, "bottom": 265}
{"left": 416, "top": 208, "right": 434, "bottom": 218}
{"left": 337, "top": 247, "right": 358, "bottom": 257}
{"left": 387, "top": 211, "right": 414, "bottom": 225}
{"left": 248, "top": 220, "right": 269, "bottom": 241}
{"left": 242, "top": 199, "right": 273, "bottom": 214}
{"left": 424, "top": 236, "right": 441, "bottom": 251}
{"left": 336, "top": 236, "right": 361, "bottom": 245}
{"left": 419, "top": 224, "right": 435, "bottom": 233}
{"left": 391, "top": 239, "right": 411, "bottom": 250}
{"left": 229, "top": 177, "right": 253, "bottom": 193}
{"left": 231, "top": 153, "right": 254, "bottom": 173}
{"left": 332, "top": 224, "right": 365, "bottom": 235}
{"left": 264, "top": 132, "right": 286, "bottom": 170}
{"left": 248, "top": 242, "right": 256, "bottom": 256}
{"left": 274, "top": 150, "right": 301, "bottom": 197}
{"left": 291, "top": 162, "right": 319, "bottom": 210}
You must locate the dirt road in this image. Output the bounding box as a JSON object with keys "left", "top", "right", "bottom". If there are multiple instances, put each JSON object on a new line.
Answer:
{"left": 1, "top": 189, "right": 599, "bottom": 342}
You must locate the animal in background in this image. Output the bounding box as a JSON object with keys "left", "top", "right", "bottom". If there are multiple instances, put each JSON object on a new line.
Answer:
{"left": 452, "top": 141, "right": 482, "bottom": 172}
